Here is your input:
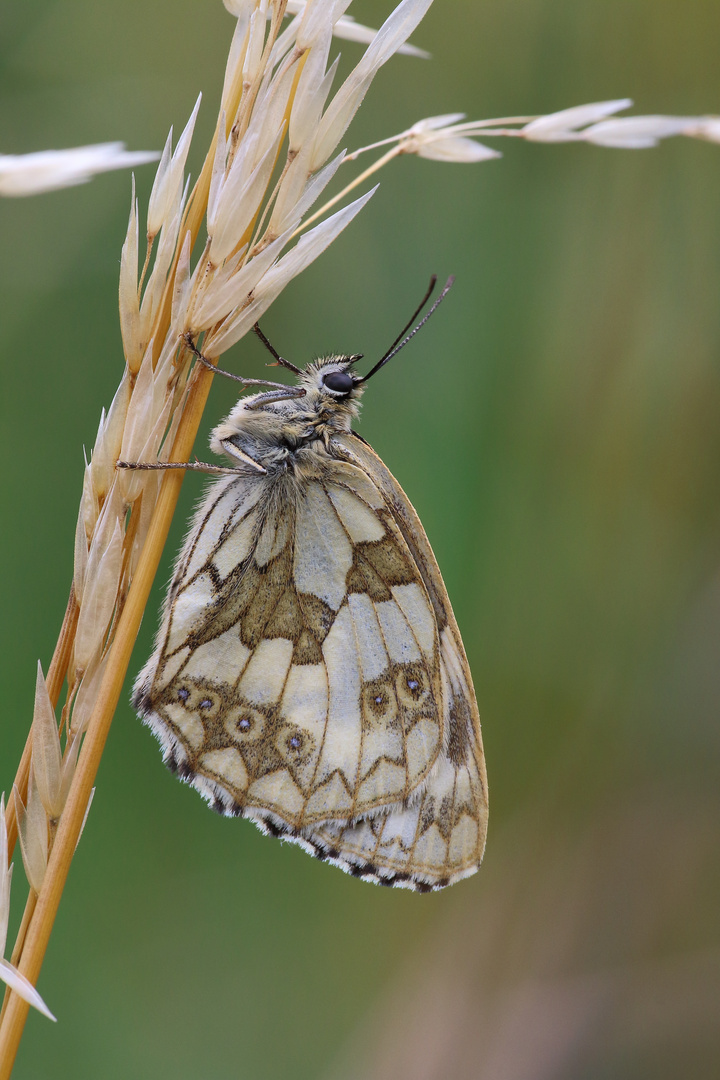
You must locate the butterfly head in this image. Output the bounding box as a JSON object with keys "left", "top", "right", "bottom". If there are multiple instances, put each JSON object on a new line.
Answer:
{"left": 212, "top": 278, "right": 456, "bottom": 465}
{"left": 300, "top": 355, "right": 365, "bottom": 405}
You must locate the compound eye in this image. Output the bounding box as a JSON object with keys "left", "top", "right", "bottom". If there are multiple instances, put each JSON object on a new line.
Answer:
{"left": 322, "top": 370, "right": 354, "bottom": 395}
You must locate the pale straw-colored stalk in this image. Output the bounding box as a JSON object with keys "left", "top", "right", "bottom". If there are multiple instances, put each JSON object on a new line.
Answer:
{"left": 2, "top": 1, "right": 719, "bottom": 1073}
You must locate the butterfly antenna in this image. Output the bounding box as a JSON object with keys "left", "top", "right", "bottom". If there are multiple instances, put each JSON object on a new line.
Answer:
{"left": 358, "top": 275, "right": 455, "bottom": 383}
{"left": 252, "top": 322, "right": 302, "bottom": 375}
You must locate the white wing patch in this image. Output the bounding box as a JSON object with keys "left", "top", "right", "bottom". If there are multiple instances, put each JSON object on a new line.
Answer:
{"left": 375, "top": 599, "right": 422, "bottom": 664}
{"left": 326, "top": 483, "right": 386, "bottom": 542}
{"left": 347, "top": 593, "right": 388, "bottom": 680}
{"left": 213, "top": 506, "right": 263, "bottom": 579}
{"left": 293, "top": 484, "right": 352, "bottom": 608}
{"left": 237, "top": 638, "right": 294, "bottom": 705}
{"left": 391, "top": 583, "right": 436, "bottom": 658}
{"left": 182, "top": 631, "right": 249, "bottom": 684}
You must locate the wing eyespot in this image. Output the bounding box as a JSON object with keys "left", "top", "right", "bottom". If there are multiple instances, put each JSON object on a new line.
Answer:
{"left": 394, "top": 664, "right": 431, "bottom": 709}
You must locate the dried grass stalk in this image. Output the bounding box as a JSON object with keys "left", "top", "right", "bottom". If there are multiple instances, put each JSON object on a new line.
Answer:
{"left": 0, "top": 0, "right": 439, "bottom": 1069}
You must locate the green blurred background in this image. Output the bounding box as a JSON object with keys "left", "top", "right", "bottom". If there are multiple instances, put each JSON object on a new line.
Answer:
{"left": 2, "top": 1, "right": 720, "bottom": 1077}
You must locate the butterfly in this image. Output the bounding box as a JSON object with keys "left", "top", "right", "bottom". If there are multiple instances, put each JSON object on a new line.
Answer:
{"left": 124, "top": 277, "right": 488, "bottom": 891}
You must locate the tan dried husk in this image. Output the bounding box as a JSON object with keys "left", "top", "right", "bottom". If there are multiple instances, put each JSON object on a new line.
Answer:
{"left": 14, "top": 774, "right": 48, "bottom": 895}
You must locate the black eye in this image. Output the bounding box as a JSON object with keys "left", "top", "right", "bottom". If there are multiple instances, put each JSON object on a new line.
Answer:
{"left": 322, "top": 371, "right": 354, "bottom": 394}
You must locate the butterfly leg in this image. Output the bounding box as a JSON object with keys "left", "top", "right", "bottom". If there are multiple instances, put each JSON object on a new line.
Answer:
{"left": 182, "top": 333, "right": 306, "bottom": 398}
{"left": 244, "top": 388, "right": 309, "bottom": 408}
{"left": 115, "top": 460, "right": 260, "bottom": 476}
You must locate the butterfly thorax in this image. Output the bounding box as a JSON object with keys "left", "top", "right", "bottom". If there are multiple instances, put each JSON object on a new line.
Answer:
{"left": 210, "top": 355, "right": 364, "bottom": 475}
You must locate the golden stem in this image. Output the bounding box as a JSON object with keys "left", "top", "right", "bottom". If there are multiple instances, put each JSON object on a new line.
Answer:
{"left": 0, "top": 11, "right": 296, "bottom": 1072}
{"left": 0, "top": 360, "right": 215, "bottom": 1077}
{"left": 0, "top": 55, "right": 245, "bottom": 1063}
{"left": 0, "top": 98, "right": 222, "bottom": 1076}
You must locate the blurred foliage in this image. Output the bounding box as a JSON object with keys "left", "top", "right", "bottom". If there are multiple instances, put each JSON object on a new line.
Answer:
{"left": 1, "top": 1, "right": 719, "bottom": 1077}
